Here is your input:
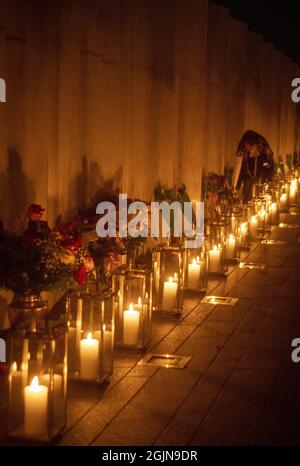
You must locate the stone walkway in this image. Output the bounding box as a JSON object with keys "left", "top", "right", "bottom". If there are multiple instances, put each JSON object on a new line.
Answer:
{"left": 57, "top": 208, "right": 300, "bottom": 446}
{"left": 1, "top": 208, "right": 300, "bottom": 446}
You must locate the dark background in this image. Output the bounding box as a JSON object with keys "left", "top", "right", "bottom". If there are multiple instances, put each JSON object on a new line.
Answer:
{"left": 213, "top": 0, "right": 300, "bottom": 65}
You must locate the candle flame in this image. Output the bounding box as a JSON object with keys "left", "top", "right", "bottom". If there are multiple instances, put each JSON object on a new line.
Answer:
{"left": 168, "top": 277, "right": 173, "bottom": 283}
{"left": 31, "top": 376, "right": 39, "bottom": 388}
{"left": 229, "top": 234, "right": 234, "bottom": 239}
{"left": 11, "top": 362, "right": 17, "bottom": 373}
{"left": 239, "top": 261, "right": 244, "bottom": 268}
{"left": 87, "top": 332, "right": 93, "bottom": 341}
{"left": 129, "top": 303, "right": 134, "bottom": 311}
{"left": 138, "top": 297, "right": 142, "bottom": 305}
{"left": 213, "top": 245, "right": 217, "bottom": 251}
{"left": 196, "top": 255, "right": 200, "bottom": 262}
{"left": 192, "top": 259, "right": 196, "bottom": 265}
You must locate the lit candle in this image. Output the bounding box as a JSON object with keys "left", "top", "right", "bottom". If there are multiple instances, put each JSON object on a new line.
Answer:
{"left": 134, "top": 296, "right": 143, "bottom": 312}
{"left": 162, "top": 277, "right": 178, "bottom": 311}
{"left": 123, "top": 303, "right": 140, "bottom": 345}
{"left": 11, "top": 361, "right": 24, "bottom": 387}
{"left": 240, "top": 222, "right": 248, "bottom": 244}
{"left": 80, "top": 332, "right": 99, "bottom": 380}
{"left": 188, "top": 259, "right": 201, "bottom": 289}
{"left": 250, "top": 215, "right": 257, "bottom": 238}
{"left": 280, "top": 193, "right": 287, "bottom": 211}
{"left": 10, "top": 362, "right": 24, "bottom": 415}
{"left": 209, "top": 245, "right": 221, "bottom": 273}
{"left": 289, "top": 187, "right": 297, "bottom": 204}
{"left": 226, "top": 234, "right": 236, "bottom": 260}
{"left": 24, "top": 376, "right": 48, "bottom": 436}
{"left": 271, "top": 202, "right": 278, "bottom": 224}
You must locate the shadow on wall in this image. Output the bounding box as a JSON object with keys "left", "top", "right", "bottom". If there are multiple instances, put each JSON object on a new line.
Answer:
{"left": 0, "top": 148, "right": 35, "bottom": 232}
{"left": 58, "top": 156, "right": 123, "bottom": 224}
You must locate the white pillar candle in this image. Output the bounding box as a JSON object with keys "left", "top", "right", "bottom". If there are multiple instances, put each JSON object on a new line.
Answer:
{"left": 10, "top": 362, "right": 24, "bottom": 415}
{"left": 24, "top": 376, "right": 48, "bottom": 436}
{"left": 250, "top": 215, "right": 257, "bottom": 238}
{"left": 289, "top": 187, "right": 297, "bottom": 204}
{"left": 240, "top": 223, "right": 248, "bottom": 244}
{"left": 80, "top": 332, "right": 99, "bottom": 380}
{"left": 123, "top": 303, "right": 140, "bottom": 345}
{"left": 280, "top": 193, "right": 287, "bottom": 211}
{"left": 271, "top": 203, "right": 278, "bottom": 223}
{"left": 226, "top": 234, "right": 236, "bottom": 259}
{"left": 162, "top": 277, "right": 178, "bottom": 311}
{"left": 188, "top": 259, "right": 200, "bottom": 289}
{"left": 209, "top": 245, "right": 221, "bottom": 273}
{"left": 134, "top": 296, "right": 143, "bottom": 312}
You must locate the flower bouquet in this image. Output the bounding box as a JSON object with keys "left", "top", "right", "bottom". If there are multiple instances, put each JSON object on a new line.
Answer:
{"left": 0, "top": 207, "right": 95, "bottom": 296}
{"left": 203, "top": 172, "right": 238, "bottom": 220}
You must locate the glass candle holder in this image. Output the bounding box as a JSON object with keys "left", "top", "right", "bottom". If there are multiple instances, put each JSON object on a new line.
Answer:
{"left": 228, "top": 211, "right": 243, "bottom": 236}
{"left": 7, "top": 321, "right": 67, "bottom": 443}
{"left": 225, "top": 233, "right": 240, "bottom": 261}
{"left": 249, "top": 214, "right": 258, "bottom": 240}
{"left": 206, "top": 219, "right": 229, "bottom": 246}
{"left": 206, "top": 220, "right": 228, "bottom": 274}
{"left": 279, "top": 191, "right": 289, "bottom": 212}
{"left": 66, "top": 290, "right": 114, "bottom": 384}
{"left": 270, "top": 201, "right": 279, "bottom": 225}
{"left": 237, "top": 221, "right": 251, "bottom": 249}
{"left": 152, "top": 246, "right": 184, "bottom": 314}
{"left": 289, "top": 178, "right": 298, "bottom": 206}
{"left": 183, "top": 238, "right": 208, "bottom": 292}
{"left": 112, "top": 268, "right": 152, "bottom": 348}
{"left": 257, "top": 207, "right": 271, "bottom": 232}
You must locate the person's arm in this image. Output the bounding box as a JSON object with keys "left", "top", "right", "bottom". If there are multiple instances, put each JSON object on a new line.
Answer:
{"left": 232, "top": 155, "right": 243, "bottom": 189}
{"left": 258, "top": 136, "right": 274, "bottom": 162}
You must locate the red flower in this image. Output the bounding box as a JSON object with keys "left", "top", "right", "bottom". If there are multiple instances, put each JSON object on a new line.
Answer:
{"left": 74, "top": 264, "right": 87, "bottom": 284}
{"left": 61, "top": 236, "right": 82, "bottom": 251}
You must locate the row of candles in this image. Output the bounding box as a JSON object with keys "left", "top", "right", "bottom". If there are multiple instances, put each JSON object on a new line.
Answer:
{"left": 6, "top": 172, "right": 300, "bottom": 442}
